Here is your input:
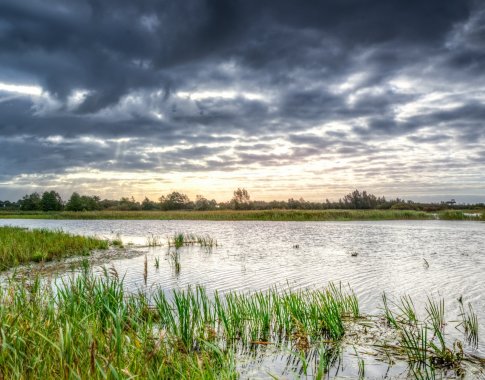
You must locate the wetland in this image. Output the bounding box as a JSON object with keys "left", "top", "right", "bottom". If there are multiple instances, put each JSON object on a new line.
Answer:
{"left": 0, "top": 219, "right": 484, "bottom": 379}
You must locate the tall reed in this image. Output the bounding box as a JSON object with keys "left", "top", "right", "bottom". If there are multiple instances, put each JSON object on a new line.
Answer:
{"left": 0, "top": 273, "right": 358, "bottom": 378}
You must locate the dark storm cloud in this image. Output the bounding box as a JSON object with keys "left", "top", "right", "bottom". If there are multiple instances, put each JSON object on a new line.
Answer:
{"left": 0, "top": 0, "right": 471, "bottom": 107}
{"left": 0, "top": 0, "right": 484, "bottom": 199}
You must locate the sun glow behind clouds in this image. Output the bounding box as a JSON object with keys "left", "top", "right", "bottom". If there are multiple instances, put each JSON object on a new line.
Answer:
{"left": 0, "top": 82, "right": 43, "bottom": 96}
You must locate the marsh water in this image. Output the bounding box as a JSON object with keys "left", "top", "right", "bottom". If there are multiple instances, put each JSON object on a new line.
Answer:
{"left": 1, "top": 219, "right": 484, "bottom": 378}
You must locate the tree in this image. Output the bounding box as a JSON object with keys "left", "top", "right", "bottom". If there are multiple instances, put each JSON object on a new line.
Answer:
{"left": 341, "top": 189, "right": 378, "bottom": 209}
{"left": 231, "top": 188, "right": 251, "bottom": 210}
{"left": 159, "top": 192, "right": 191, "bottom": 210}
{"left": 84, "top": 195, "right": 101, "bottom": 211}
{"left": 141, "top": 197, "right": 159, "bottom": 210}
{"left": 66, "top": 192, "right": 83, "bottom": 211}
{"left": 66, "top": 193, "right": 101, "bottom": 211}
{"left": 119, "top": 196, "right": 141, "bottom": 211}
{"left": 41, "top": 191, "right": 63, "bottom": 211}
{"left": 194, "top": 195, "right": 217, "bottom": 211}
{"left": 0, "top": 200, "right": 18, "bottom": 210}
{"left": 19, "top": 192, "right": 42, "bottom": 211}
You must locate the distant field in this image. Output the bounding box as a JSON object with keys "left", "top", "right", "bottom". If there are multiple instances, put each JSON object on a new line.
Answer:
{"left": 0, "top": 209, "right": 482, "bottom": 221}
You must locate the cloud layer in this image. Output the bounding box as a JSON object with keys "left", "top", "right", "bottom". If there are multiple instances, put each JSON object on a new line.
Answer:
{"left": 1, "top": 0, "right": 484, "bottom": 201}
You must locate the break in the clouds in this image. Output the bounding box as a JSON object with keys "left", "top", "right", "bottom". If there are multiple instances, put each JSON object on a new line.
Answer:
{"left": 1, "top": 0, "right": 484, "bottom": 202}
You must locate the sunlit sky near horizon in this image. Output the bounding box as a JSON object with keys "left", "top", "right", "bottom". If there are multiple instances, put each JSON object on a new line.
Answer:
{"left": 1, "top": 0, "right": 484, "bottom": 203}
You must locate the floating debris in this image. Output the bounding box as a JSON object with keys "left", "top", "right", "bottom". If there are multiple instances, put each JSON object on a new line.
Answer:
{"left": 423, "top": 258, "right": 430, "bottom": 268}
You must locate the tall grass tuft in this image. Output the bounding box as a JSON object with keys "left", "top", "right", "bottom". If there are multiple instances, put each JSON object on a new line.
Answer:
{"left": 168, "top": 233, "right": 218, "bottom": 249}
{"left": 382, "top": 293, "right": 398, "bottom": 328}
{"left": 110, "top": 233, "right": 123, "bottom": 248}
{"left": 146, "top": 233, "right": 162, "bottom": 247}
{"left": 425, "top": 297, "right": 445, "bottom": 333}
{"left": 457, "top": 299, "right": 479, "bottom": 347}
{"left": 396, "top": 295, "right": 418, "bottom": 325}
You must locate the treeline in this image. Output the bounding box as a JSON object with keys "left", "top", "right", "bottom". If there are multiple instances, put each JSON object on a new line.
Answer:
{"left": 0, "top": 189, "right": 483, "bottom": 212}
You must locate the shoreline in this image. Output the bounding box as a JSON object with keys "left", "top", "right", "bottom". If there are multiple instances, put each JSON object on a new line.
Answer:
{"left": 0, "top": 209, "right": 483, "bottom": 221}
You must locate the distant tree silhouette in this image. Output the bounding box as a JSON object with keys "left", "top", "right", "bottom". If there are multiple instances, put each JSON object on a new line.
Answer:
{"left": 66, "top": 192, "right": 101, "bottom": 211}
{"left": 194, "top": 195, "right": 217, "bottom": 211}
{"left": 159, "top": 192, "right": 191, "bottom": 210}
{"left": 19, "top": 192, "right": 42, "bottom": 211}
{"left": 231, "top": 188, "right": 250, "bottom": 210}
{"left": 66, "top": 192, "right": 83, "bottom": 211}
{"left": 41, "top": 191, "right": 63, "bottom": 211}
{"left": 141, "top": 197, "right": 159, "bottom": 210}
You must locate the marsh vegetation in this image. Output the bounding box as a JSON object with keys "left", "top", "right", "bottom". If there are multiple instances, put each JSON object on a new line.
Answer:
{"left": 0, "top": 226, "right": 109, "bottom": 270}
{"left": 0, "top": 221, "right": 484, "bottom": 378}
{"left": 0, "top": 269, "right": 482, "bottom": 379}
{"left": 1, "top": 208, "right": 483, "bottom": 221}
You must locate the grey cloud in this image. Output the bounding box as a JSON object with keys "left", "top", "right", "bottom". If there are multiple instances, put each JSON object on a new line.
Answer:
{"left": 408, "top": 134, "right": 452, "bottom": 144}
{"left": 0, "top": 0, "right": 484, "bottom": 200}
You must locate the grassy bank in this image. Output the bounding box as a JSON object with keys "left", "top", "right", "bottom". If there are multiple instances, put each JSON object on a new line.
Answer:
{"left": 0, "top": 209, "right": 449, "bottom": 221}
{"left": 438, "top": 210, "right": 485, "bottom": 220}
{"left": 0, "top": 226, "right": 108, "bottom": 270}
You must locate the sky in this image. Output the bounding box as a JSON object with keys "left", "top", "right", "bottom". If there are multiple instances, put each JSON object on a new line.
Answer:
{"left": 0, "top": 0, "right": 484, "bottom": 203}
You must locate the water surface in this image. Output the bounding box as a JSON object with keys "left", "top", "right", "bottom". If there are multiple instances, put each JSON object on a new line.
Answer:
{"left": 1, "top": 219, "right": 484, "bottom": 359}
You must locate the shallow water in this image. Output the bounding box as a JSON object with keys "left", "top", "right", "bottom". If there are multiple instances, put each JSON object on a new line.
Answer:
{"left": 1, "top": 219, "right": 484, "bottom": 364}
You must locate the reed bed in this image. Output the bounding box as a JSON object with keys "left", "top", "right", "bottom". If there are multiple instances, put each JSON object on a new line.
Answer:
{"left": 0, "top": 273, "right": 358, "bottom": 379}
{"left": 0, "top": 209, "right": 438, "bottom": 221}
{"left": 0, "top": 270, "right": 482, "bottom": 378}
{"left": 0, "top": 226, "right": 108, "bottom": 270}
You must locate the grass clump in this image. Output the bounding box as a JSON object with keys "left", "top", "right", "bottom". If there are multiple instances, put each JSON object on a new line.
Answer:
{"left": 0, "top": 273, "right": 237, "bottom": 379}
{"left": 168, "top": 233, "right": 218, "bottom": 249}
{"left": 438, "top": 210, "right": 483, "bottom": 220}
{"left": 110, "top": 233, "right": 123, "bottom": 248}
{"left": 0, "top": 274, "right": 358, "bottom": 379}
{"left": 0, "top": 226, "right": 108, "bottom": 270}
{"left": 146, "top": 233, "right": 162, "bottom": 247}
{"left": 381, "top": 293, "right": 480, "bottom": 376}
{"left": 458, "top": 298, "right": 479, "bottom": 348}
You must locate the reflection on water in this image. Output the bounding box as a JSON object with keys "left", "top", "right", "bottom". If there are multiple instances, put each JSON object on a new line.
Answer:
{"left": 1, "top": 219, "right": 484, "bottom": 362}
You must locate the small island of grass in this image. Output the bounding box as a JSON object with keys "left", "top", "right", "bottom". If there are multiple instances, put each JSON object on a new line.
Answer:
{"left": 0, "top": 226, "right": 109, "bottom": 270}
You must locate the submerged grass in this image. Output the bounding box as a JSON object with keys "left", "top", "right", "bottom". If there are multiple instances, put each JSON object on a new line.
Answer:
{"left": 0, "top": 226, "right": 108, "bottom": 270}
